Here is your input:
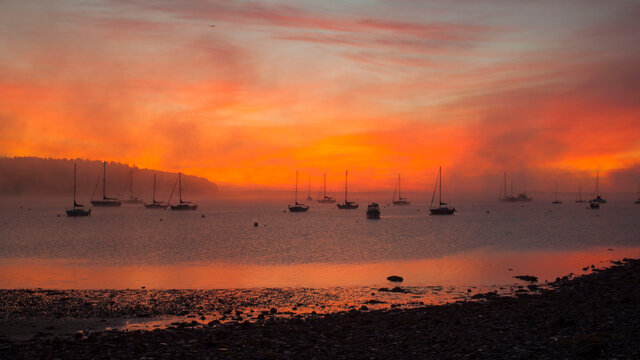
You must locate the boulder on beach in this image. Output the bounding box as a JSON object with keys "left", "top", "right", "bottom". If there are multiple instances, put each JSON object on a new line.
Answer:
{"left": 514, "top": 275, "right": 538, "bottom": 283}
{"left": 387, "top": 275, "right": 404, "bottom": 283}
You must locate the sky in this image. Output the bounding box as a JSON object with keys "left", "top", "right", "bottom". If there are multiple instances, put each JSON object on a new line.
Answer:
{"left": 1, "top": 0, "right": 639, "bottom": 195}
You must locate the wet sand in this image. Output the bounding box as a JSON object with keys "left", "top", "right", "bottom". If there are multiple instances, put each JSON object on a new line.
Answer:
{"left": 2, "top": 258, "right": 640, "bottom": 359}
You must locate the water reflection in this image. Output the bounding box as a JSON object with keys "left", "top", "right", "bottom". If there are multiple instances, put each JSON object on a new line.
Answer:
{"left": 2, "top": 247, "right": 637, "bottom": 289}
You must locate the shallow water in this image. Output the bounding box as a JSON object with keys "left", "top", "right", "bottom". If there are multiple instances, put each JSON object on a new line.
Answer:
{"left": 1, "top": 199, "right": 639, "bottom": 289}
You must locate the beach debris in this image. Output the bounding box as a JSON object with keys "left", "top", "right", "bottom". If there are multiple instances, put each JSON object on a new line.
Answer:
{"left": 514, "top": 275, "right": 538, "bottom": 283}
{"left": 364, "top": 299, "right": 386, "bottom": 304}
{"left": 471, "top": 291, "right": 499, "bottom": 299}
{"left": 254, "top": 222, "right": 258, "bottom": 227}
{"left": 387, "top": 275, "right": 404, "bottom": 283}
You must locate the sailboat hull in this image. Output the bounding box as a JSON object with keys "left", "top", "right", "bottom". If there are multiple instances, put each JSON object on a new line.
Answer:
{"left": 317, "top": 197, "right": 336, "bottom": 204}
{"left": 337, "top": 203, "right": 359, "bottom": 209}
{"left": 91, "top": 200, "right": 121, "bottom": 207}
{"left": 123, "top": 198, "right": 144, "bottom": 205}
{"left": 430, "top": 207, "right": 456, "bottom": 215}
{"left": 145, "top": 203, "right": 168, "bottom": 209}
{"left": 66, "top": 208, "right": 91, "bottom": 217}
{"left": 392, "top": 200, "right": 410, "bottom": 205}
{"left": 288, "top": 205, "right": 309, "bottom": 212}
{"left": 171, "top": 204, "right": 197, "bottom": 210}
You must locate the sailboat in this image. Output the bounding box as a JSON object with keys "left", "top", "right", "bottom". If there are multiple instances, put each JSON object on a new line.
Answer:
{"left": 337, "top": 170, "right": 358, "bottom": 209}
{"left": 122, "top": 168, "right": 144, "bottom": 204}
{"left": 317, "top": 173, "right": 336, "bottom": 203}
{"left": 499, "top": 172, "right": 532, "bottom": 202}
{"left": 145, "top": 173, "right": 168, "bottom": 209}
{"left": 306, "top": 176, "right": 313, "bottom": 201}
{"left": 289, "top": 171, "right": 309, "bottom": 212}
{"left": 590, "top": 170, "right": 606, "bottom": 204}
{"left": 429, "top": 166, "right": 456, "bottom": 215}
{"left": 66, "top": 161, "right": 91, "bottom": 217}
{"left": 552, "top": 182, "right": 562, "bottom": 204}
{"left": 392, "top": 174, "right": 410, "bottom": 205}
{"left": 170, "top": 173, "right": 197, "bottom": 210}
{"left": 575, "top": 184, "right": 587, "bottom": 203}
{"left": 91, "top": 161, "right": 121, "bottom": 207}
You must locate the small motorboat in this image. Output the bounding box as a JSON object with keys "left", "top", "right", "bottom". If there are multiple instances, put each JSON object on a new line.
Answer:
{"left": 366, "top": 203, "right": 381, "bottom": 219}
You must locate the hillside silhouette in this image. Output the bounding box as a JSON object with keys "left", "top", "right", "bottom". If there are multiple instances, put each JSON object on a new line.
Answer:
{"left": 0, "top": 157, "right": 217, "bottom": 199}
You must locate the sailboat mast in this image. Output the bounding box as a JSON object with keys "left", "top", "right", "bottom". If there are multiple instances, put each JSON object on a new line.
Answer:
{"left": 439, "top": 166, "right": 442, "bottom": 205}
{"left": 295, "top": 171, "right": 299, "bottom": 202}
{"left": 596, "top": 170, "right": 599, "bottom": 196}
{"left": 323, "top": 173, "right": 327, "bottom": 197}
{"left": 398, "top": 174, "right": 401, "bottom": 199}
{"left": 73, "top": 162, "right": 77, "bottom": 206}
{"left": 179, "top": 172, "right": 182, "bottom": 203}
{"left": 307, "top": 176, "right": 311, "bottom": 199}
{"left": 102, "top": 161, "right": 106, "bottom": 200}
{"left": 578, "top": 184, "right": 582, "bottom": 201}
{"left": 345, "top": 170, "right": 348, "bottom": 202}
{"left": 130, "top": 168, "right": 133, "bottom": 198}
{"left": 504, "top": 171, "right": 507, "bottom": 199}
{"left": 152, "top": 174, "right": 157, "bottom": 202}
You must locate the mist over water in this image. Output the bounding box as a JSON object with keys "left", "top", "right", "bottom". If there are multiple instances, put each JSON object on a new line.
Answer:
{"left": 1, "top": 198, "right": 639, "bottom": 289}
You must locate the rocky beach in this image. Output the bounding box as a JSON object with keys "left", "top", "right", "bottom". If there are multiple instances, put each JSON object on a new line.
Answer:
{"left": 2, "top": 258, "right": 639, "bottom": 359}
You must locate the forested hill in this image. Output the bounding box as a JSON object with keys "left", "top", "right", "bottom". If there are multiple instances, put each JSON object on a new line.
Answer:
{"left": 0, "top": 157, "right": 218, "bottom": 198}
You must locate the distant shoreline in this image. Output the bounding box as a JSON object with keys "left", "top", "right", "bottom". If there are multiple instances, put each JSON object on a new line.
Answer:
{"left": 2, "top": 258, "right": 639, "bottom": 358}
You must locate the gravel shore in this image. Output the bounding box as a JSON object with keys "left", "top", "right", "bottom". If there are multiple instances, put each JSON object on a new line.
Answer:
{"left": 2, "top": 258, "right": 640, "bottom": 359}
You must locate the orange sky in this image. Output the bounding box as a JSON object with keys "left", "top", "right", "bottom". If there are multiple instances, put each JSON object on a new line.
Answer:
{"left": 1, "top": 0, "right": 639, "bottom": 193}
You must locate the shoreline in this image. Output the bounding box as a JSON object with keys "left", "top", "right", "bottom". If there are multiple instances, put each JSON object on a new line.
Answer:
{"left": 2, "top": 258, "right": 640, "bottom": 358}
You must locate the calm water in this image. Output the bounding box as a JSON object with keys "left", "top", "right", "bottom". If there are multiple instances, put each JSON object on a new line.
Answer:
{"left": 1, "top": 199, "right": 639, "bottom": 289}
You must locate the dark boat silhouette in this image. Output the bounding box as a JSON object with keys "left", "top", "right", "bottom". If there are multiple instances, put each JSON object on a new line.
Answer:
{"left": 552, "top": 182, "right": 562, "bottom": 204}
{"left": 636, "top": 184, "right": 640, "bottom": 204}
{"left": 337, "top": 170, "right": 358, "bottom": 209}
{"left": 90, "top": 161, "right": 121, "bottom": 207}
{"left": 590, "top": 170, "right": 606, "bottom": 204}
{"left": 305, "top": 176, "right": 313, "bottom": 202}
{"left": 317, "top": 173, "right": 336, "bottom": 204}
{"left": 429, "top": 166, "right": 455, "bottom": 215}
{"left": 289, "top": 171, "right": 309, "bottom": 212}
{"left": 575, "top": 184, "right": 587, "bottom": 203}
{"left": 392, "top": 174, "right": 410, "bottom": 205}
{"left": 499, "top": 171, "right": 532, "bottom": 202}
{"left": 366, "top": 203, "right": 381, "bottom": 219}
{"left": 123, "top": 168, "right": 143, "bottom": 204}
{"left": 66, "top": 161, "right": 91, "bottom": 217}
{"left": 145, "top": 173, "right": 168, "bottom": 209}
{"left": 170, "top": 173, "right": 197, "bottom": 210}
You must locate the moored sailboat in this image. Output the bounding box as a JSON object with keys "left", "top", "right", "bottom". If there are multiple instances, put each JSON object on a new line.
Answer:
{"left": 289, "top": 171, "right": 309, "bottom": 212}
{"left": 337, "top": 170, "right": 358, "bottom": 209}
{"left": 317, "top": 173, "right": 336, "bottom": 204}
{"left": 306, "top": 176, "right": 313, "bottom": 202}
{"left": 552, "top": 182, "right": 562, "bottom": 204}
{"left": 392, "top": 174, "right": 410, "bottom": 205}
{"left": 429, "top": 166, "right": 455, "bottom": 215}
{"left": 575, "top": 184, "right": 587, "bottom": 203}
{"left": 91, "top": 161, "right": 121, "bottom": 207}
{"left": 170, "top": 173, "right": 197, "bottom": 210}
{"left": 499, "top": 172, "right": 532, "bottom": 202}
{"left": 66, "top": 161, "right": 91, "bottom": 217}
{"left": 123, "top": 168, "right": 144, "bottom": 204}
{"left": 590, "top": 170, "right": 606, "bottom": 204}
{"left": 145, "top": 173, "right": 168, "bottom": 209}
